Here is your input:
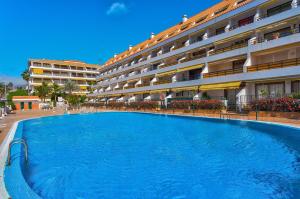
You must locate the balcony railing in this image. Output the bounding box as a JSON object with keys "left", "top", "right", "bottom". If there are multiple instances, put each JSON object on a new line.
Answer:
{"left": 257, "top": 28, "right": 300, "bottom": 43}
{"left": 153, "top": 79, "right": 172, "bottom": 85}
{"left": 123, "top": 85, "right": 135, "bottom": 90}
{"left": 208, "top": 43, "right": 248, "bottom": 56}
{"left": 247, "top": 58, "right": 300, "bottom": 72}
{"left": 100, "top": 6, "right": 296, "bottom": 77}
{"left": 203, "top": 67, "right": 244, "bottom": 78}
{"left": 136, "top": 83, "right": 151, "bottom": 88}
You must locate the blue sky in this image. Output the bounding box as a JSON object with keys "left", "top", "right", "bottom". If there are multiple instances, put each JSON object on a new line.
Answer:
{"left": 0, "top": 0, "right": 220, "bottom": 84}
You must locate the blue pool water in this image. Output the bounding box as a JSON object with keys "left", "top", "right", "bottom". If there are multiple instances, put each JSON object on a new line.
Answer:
{"left": 4, "top": 112, "right": 300, "bottom": 199}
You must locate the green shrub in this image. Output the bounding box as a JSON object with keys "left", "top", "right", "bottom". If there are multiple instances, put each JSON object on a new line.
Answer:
{"left": 6, "top": 89, "right": 28, "bottom": 110}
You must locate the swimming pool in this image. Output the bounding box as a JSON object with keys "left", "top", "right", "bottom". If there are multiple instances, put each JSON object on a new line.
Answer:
{"left": 3, "top": 112, "right": 300, "bottom": 199}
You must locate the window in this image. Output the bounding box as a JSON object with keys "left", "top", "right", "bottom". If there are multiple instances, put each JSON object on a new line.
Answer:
{"left": 181, "top": 23, "right": 191, "bottom": 31}
{"left": 152, "top": 63, "right": 160, "bottom": 70}
{"left": 216, "top": 26, "right": 226, "bottom": 35}
{"left": 236, "top": 0, "right": 247, "bottom": 5}
{"left": 267, "top": 1, "right": 292, "bottom": 17}
{"left": 195, "top": 15, "right": 208, "bottom": 24}
{"left": 33, "top": 62, "right": 42, "bottom": 66}
{"left": 234, "top": 38, "right": 250, "bottom": 45}
{"left": 156, "top": 36, "right": 164, "bottom": 42}
{"left": 292, "top": 80, "right": 300, "bottom": 93}
{"left": 233, "top": 59, "right": 246, "bottom": 70}
{"left": 168, "top": 31, "right": 176, "bottom": 37}
{"left": 238, "top": 16, "right": 254, "bottom": 27}
{"left": 214, "top": 5, "right": 229, "bottom": 16}
{"left": 43, "top": 63, "right": 51, "bottom": 67}
{"left": 192, "top": 50, "right": 206, "bottom": 58}
{"left": 264, "top": 27, "right": 291, "bottom": 41}
{"left": 189, "top": 69, "right": 202, "bottom": 80}
{"left": 196, "top": 35, "right": 203, "bottom": 42}
{"left": 256, "top": 82, "right": 285, "bottom": 99}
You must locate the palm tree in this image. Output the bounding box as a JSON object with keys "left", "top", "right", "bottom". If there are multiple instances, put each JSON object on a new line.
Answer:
{"left": 7, "top": 82, "right": 13, "bottom": 91}
{"left": 64, "top": 80, "right": 79, "bottom": 94}
{"left": 87, "top": 81, "right": 96, "bottom": 94}
{"left": 36, "top": 82, "right": 50, "bottom": 102}
{"left": 0, "top": 83, "right": 5, "bottom": 98}
{"left": 51, "top": 83, "right": 61, "bottom": 106}
{"left": 21, "top": 69, "right": 30, "bottom": 95}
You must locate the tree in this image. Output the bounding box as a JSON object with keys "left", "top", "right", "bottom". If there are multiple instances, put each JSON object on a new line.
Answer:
{"left": 7, "top": 82, "right": 13, "bottom": 90}
{"left": 66, "top": 95, "right": 80, "bottom": 108}
{"left": 87, "top": 81, "right": 96, "bottom": 94}
{"left": 6, "top": 89, "right": 28, "bottom": 110}
{"left": 79, "top": 95, "right": 87, "bottom": 103}
{"left": 51, "top": 83, "right": 62, "bottom": 107}
{"left": 0, "top": 83, "right": 5, "bottom": 98}
{"left": 21, "top": 69, "right": 30, "bottom": 94}
{"left": 64, "top": 80, "right": 79, "bottom": 94}
{"left": 36, "top": 82, "right": 50, "bottom": 102}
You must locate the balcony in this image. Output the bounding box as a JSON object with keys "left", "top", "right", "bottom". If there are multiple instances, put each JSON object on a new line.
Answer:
{"left": 136, "top": 83, "right": 151, "bottom": 88}
{"left": 100, "top": 5, "right": 298, "bottom": 78}
{"left": 124, "top": 85, "right": 135, "bottom": 90}
{"left": 247, "top": 58, "right": 300, "bottom": 72}
{"left": 99, "top": 9, "right": 298, "bottom": 81}
{"left": 153, "top": 78, "right": 173, "bottom": 85}
{"left": 208, "top": 43, "right": 248, "bottom": 56}
{"left": 256, "top": 28, "right": 300, "bottom": 43}
{"left": 203, "top": 67, "right": 244, "bottom": 78}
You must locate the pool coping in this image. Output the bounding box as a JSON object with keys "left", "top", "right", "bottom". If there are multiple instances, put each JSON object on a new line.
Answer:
{"left": 0, "top": 121, "right": 19, "bottom": 199}
{"left": 0, "top": 111, "right": 299, "bottom": 198}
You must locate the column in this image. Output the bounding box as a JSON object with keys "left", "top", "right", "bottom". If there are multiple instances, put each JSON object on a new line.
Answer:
{"left": 225, "top": 19, "right": 233, "bottom": 32}
{"left": 254, "top": 8, "right": 262, "bottom": 22}
{"left": 172, "top": 74, "right": 178, "bottom": 83}
{"left": 185, "top": 36, "right": 191, "bottom": 46}
{"left": 285, "top": 80, "right": 292, "bottom": 95}
{"left": 243, "top": 52, "right": 252, "bottom": 73}
{"left": 292, "top": 0, "right": 299, "bottom": 8}
{"left": 158, "top": 47, "right": 163, "bottom": 55}
{"left": 201, "top": 62, "right": 209, "bottom": 79}
{"left": 202, "top": 29, "right": 211, "bottom": 40}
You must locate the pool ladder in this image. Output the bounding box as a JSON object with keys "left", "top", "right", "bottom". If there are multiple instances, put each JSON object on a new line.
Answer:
{"left": 6, "top": 139, "right": 28, "bottom": 166}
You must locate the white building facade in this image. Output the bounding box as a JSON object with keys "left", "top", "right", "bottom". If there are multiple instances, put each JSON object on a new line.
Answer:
{"left": 29, "top": 59, "right": 100, "bottom": 95}
{"left": 91, "top": 0, "right": 300, "bottom": 107}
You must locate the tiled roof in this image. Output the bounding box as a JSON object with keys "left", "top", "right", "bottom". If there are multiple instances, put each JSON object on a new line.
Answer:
{"left": 12, "top": 96, "right": 40, "bottom": 101}
{"left": 29, "top": 59, "right": 100, "bottom": 68}
{"left": 104, "top": 0, "right": 253, "bottom": 67}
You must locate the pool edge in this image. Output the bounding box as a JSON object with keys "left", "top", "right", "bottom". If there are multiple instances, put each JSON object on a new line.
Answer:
{"left": 0, "top": 121, "right": 19, "bottom": 199}
{"left": 0, "top": 111, "right": 299, "bottom": 198}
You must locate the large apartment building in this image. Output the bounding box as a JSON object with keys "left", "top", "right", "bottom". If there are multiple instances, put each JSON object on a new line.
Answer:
{"left": 91, "top": 0, "right": 300, "bottom": 106}
{"left": 29, "top": 59, "right": 100, "bottom": 95}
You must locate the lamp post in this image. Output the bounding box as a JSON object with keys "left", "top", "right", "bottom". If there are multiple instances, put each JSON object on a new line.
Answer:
{"left": 0, "top": 82, "right": 8, "bottom": 116}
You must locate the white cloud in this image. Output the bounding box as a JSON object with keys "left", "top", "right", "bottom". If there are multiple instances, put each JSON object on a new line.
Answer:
{"left": 106, "top": 2, "right": 128, "bottom": 16}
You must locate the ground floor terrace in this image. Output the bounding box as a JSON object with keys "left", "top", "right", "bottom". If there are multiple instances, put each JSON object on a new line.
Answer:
{"left": 91, "top": 76, "right": 300, "bottom": 110}
{"left": 79, "top": 104, "right": 300, "bottom": 127}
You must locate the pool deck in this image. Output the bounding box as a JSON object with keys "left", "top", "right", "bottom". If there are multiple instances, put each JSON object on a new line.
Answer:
{"left": 0, "top": 108, "right": 299, "bottom": 146}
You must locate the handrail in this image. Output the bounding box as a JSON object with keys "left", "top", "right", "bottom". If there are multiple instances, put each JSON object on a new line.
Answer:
{"left": 256, "top": 28, "right": 300, "bottom": 43}
{"left": 203, "top": 67, "right": 243, "bottom": 78}
{"left": 247, "top": 58, "right": 300, "bottom": 72}
{"left": 153, "top": 80, "right": 173, "bottom": 85}
{"left": 6, "top": 138, "right": 28, "bottom": 166}
{"left": 209, "top": 43, "right": 248, "bottom": 56}
{"left": 99, "top": 5, "right": 296, "bottom": 77}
